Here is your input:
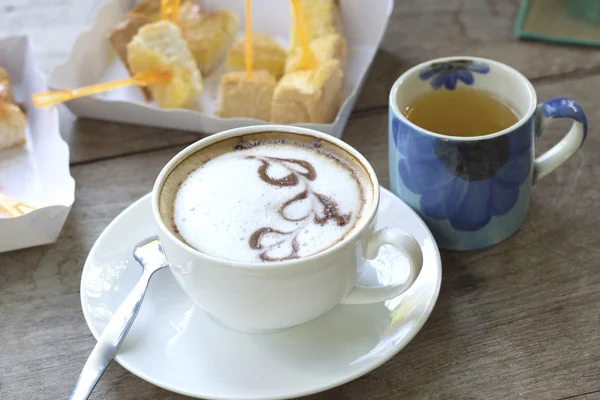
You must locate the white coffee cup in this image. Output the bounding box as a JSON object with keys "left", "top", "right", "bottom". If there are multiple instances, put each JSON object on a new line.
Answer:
{"left": 152, "top": 125, "right": 424, "bottom": 333}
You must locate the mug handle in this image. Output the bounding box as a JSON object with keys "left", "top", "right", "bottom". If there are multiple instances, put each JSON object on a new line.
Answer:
{"left": 534, "top": 98, "right": 588, "bottom": 183}
{"left": 340, "top": 229, "right": 423, "bottom": 305}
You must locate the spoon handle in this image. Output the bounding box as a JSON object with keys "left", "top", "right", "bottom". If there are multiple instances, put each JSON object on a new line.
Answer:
{"left": 69, "top": 270, "right": 154, "bottom": 400}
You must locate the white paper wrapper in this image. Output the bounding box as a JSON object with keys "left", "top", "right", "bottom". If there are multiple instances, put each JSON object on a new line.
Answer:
{"left": 0, "top": 36, "right": 75, "bottom": 253}
{"left": 48, "top": 0, "right": 393, "bottom": 138}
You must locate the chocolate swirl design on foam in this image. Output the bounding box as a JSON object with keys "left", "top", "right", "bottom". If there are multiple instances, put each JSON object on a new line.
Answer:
{"left": 247, "top": 156, "right": 351, "bottom": 262}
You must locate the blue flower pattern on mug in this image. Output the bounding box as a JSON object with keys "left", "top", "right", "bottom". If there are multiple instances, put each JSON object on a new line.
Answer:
{"left": 392, "top": 118, "right": 532, "bottom": 231}
{"left": 419, "top": 60, "right": 490, "bottom": 90}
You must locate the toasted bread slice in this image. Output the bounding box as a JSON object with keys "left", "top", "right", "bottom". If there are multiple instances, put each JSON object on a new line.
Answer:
{"left": 178, "top": 0, "right": 205, "bottom": 31}
{"left": 183, "top": 10, "right": 239, "bottom": 75}
{"left": 271, "top": 59, "right": 343, "bottom": 124}
{"left": 289, "top": 0, "right": 344, "bottom": 50}
{"left": 109, "top": 0, "right": 203, "bottom": 101}
{"left": 0, "top": 67, "right": 13, "bottom": 103}
{"left": 285, "top": 33, "right": 347, "bottom": 74}
{"left": 218, "top": 70, "right": 276, "bottom": 121}
{"left": 109, "top": 0, "right": 162, "bottom": 101}
{"left": 226, "top": 33, "right": 287, "bottom": 79}
{"left": 0, "top": 102, "right": 26, "bottom": 150}
{"left": 127, "top": 20, "right": 203, "bottom": 109}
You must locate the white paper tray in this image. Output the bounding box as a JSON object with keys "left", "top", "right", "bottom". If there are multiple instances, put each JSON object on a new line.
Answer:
{"left": 0, "top": 36, "right": 75, "bottom": 253}
{"left": 48, "top": 0, "right": 393, "bottom": 139}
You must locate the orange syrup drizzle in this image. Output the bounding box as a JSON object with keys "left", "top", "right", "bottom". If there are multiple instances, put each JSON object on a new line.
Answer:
{"left": 245, "top": 0, "right": 253, "bottom": 79}
{"left": 290, "top": 0, "right": 316, "bottom": 70}
{"left": 161, "top": 0, "right": 181, "bottom": 23}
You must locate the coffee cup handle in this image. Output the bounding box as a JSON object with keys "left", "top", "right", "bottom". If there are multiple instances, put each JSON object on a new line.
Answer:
{"left": 533, "top": 98, "right": 588, "bottom": 183}
{"left": 340, "top": 229, "right": 423, "bottom": 305}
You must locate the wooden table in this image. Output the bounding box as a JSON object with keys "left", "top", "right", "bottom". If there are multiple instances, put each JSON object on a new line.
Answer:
{"left": 1, "top": 1, "right": 599, "bottom": 399}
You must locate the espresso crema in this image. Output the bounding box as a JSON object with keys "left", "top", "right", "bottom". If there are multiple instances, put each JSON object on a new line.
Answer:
{"left": 159, "top": 132, "right": 374, "bottom": 263}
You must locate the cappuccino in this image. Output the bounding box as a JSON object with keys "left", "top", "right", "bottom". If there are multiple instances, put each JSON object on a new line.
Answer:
{"left": 159, "top": 132, "right": 374, "bottom": 263}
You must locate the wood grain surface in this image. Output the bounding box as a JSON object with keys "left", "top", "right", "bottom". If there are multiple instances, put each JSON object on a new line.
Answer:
{"left": 1, "top": 0, "right": 599, "bottom": 399}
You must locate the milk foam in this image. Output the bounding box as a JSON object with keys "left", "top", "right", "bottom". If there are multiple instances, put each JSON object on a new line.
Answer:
{"left": 173, "top": 142, "right": 370, "bottom": 263}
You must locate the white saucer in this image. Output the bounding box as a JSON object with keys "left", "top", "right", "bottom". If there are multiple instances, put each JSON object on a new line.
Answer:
{"left": 80, "top": 188, "right": 441, "bottom": 400}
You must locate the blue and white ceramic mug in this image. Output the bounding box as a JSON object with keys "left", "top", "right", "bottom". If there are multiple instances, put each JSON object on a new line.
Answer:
{"left": 389, "top": 56, "right": 588, "bottom": 250}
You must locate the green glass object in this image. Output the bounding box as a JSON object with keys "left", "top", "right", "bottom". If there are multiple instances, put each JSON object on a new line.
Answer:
{"left": 567, "top": 0, "right": 600, "bottom": 24}
{"left": 515, "top": 0, "right": 600, "bottom": 47}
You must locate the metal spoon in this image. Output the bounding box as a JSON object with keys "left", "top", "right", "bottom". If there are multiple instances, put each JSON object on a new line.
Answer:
{"left": 69, "top": 238, "right": 168, "bottom": 400}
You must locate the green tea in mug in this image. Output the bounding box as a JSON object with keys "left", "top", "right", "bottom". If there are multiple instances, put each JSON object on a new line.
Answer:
{"left": 402, "top": 87, "right": 520, "bottom": 137}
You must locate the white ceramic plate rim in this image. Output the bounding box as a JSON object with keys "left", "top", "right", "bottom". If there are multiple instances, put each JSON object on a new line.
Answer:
{"left": 80, "top": 189, "right": 442, "bottom": 400}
